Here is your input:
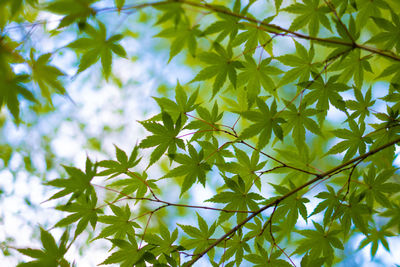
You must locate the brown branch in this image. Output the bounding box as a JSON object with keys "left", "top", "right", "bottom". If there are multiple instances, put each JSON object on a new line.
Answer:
{"left": 171, "top": 0, "right": 400, "bottom": 62}
{"left": 183, "top": 136, "right": 400, "bottom": 266}
{"left": 324, "top": 0, "right": 355, "bottom": 44}
{"left": 92, "top": 183, "right": 253, "bottom": 214}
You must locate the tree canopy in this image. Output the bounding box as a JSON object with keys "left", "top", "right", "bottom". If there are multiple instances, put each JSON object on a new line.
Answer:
{"left": 1, "top": 0, "right": 400, "bottom": 266}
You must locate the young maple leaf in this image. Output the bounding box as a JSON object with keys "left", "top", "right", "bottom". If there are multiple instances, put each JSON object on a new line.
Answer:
{"left": 163, "top": 144, "right": 211, "bottom": 196}
{"left": 368, "top": 10, "right": 400, "bottom": 53}
{"left": 206, "top": 175, "right": 263, "bottom": 223}
{"left": 29, "top": 51, "right": 66, "bottom": 104}
{"left": 0, "top": 73, "right": 36, "bottom": 122}
{"left": 281, "top": 100, "right": 322, "bottom": 149}
{"left": 284, "top": 0, "right": 331, "bottom": 36}
{"left": 237, "top": 55, "right": 282, "bottom": 105}
{"left": 358, "top": 226, "right": 394, "bottom": 258}
{"left": 139, "top": 112, "right": 184, "bottom": 166}
{"left": 45, "top": 0, "right": 98, "bottom": 28}
{"left": 301, "top": 75, "right": 349, "bottom": 122}
{"left": 17, "top": 228, "right": 70, "bottom": 267}
{"left": 55, "top": 192, "right": 102, "bottom": 238}
{"left": 67, "top": 21, "right": 127, "bottom": 79}
{"left": 191, "top": 42, "right": 243, "bottom": 96}
{"left": 277, "top": 41, "right": 321, "bottom": 87}
{"left": 326, "top": 120, "right": 372, "bottom": 162}
{"left": 240, "top": 97, "right": 285, "bottom": 148}
{"left": 294, "top": 221, "right": 343, "bottom": 266}
{"left": 156, "top": 20, "right": 201, "bottom": 62}
{"left": 178, "top": 213, "right": 217, "bottom": 255}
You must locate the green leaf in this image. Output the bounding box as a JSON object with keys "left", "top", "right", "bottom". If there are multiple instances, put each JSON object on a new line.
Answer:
{"left": 295, "top": 222, "right": 343, "bottom": 265}
{"left": 46, "top": 0, "right": 98, "bottom": 28}
{"left": 0, "top": 73, "right": 36, "bottom": 123}
{"left": 191, "top": 43, "right": 243, "bottom": 96}
{"left": 164, "top": 144, "right": 211, "bottom": 196}
{"left": 55, "top": 192, "right": 101, "bottom": 238}
{"left": 17, "top": 229, "right": 69, "bottom": 266}
{"left": 282, "top": 100, "right": 322, "bottom": 149}
{"left": 67, "top": 22, "right": 127, "bottom": 79}
{"left": 156, "top": 21, "right": 201, "bottom": 61}
{"left": 284, "top": 0, "right": 331, "bottom": 36}
{"left": 45, "top": 157, "right": 96, "bottom": 201}
{"left": 95, "top": 204, "right": 140, "bottom": 240}
{"left": 368, "top": 11, "right": 400, "bottom": 52}
{"left": 277, "top": 41, "right": 321, "bottom": 87}
{"left": 178, "top": 213, "right": 217, "bottom": 255}
{"left": 206, "top": 175, "right": 263, "bottom": 223}
{"left": 240, "top": 98, "right": 285, "bottom": 148}
{"left": 29, "top": 51, "right": 65, "bottom": 104}
{"left": 358, "top": 226, "right": 394, "bottom": 257}
{"left": 362, "top": 166, "right": 399, "bottom": 208}
{"left": 237, "top": 56, "right": 282, "bottom": 105}
{"left": 326, "top": 120, "right": 372, "bottom": 162}
{"left": 301, "top": 75, "right": 350, "bottom": 122}
{"left": 139, "top": 112, "right": 184, "bottom": 166}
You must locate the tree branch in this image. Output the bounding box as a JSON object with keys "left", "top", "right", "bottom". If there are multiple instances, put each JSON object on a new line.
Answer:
{"left": 184, "top": 136, "right": 400, "bottom": 266}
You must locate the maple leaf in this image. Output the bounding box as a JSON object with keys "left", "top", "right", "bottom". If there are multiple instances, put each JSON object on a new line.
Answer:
{"left": 67, "top": 21, "right": 127, "bottom": 79}
{"left": 358, "top": 226, "right": 394, "bottom": 257}
{"left": 269, "top": 181, "right": 310, "bottom": 230}
{"left": 221, "top": 231, "right": 251, "bottom": 266}
{"left": 153, "top": 82, "right": 199, "bottom": 122}
{"left": 100, "top": 235, "right": 147, "bottom": 267}
{"left": 139, "top": 112, "right": 184, "bottom": 166}
{"left": 341, "top": 193, "right": 371, "bottom": 235}
{"left": 379, "top": 83, "right": 400, "bottom": 112}
{"left": 29, "top": 51, "right": 65, "bottom": 104}
{"left": 355, "top": 0, "right": 388, "bottom": 27}
{"left": 301, "top": 75, "right": 349, "bottom": 122}
{"left": 346, "top": 87, "right": 375, "bottom": 122}
{"left": 198, "top": 136, "right": 234, "bottom": 165}
{"left": 0, "top": 73, "right": 36, "bottom": 122}
{"left": 185, "top": 102, "right": 223, "bottom": 140}
{"left": 309, "top": 185, "right": 344, "bottom": 226}
{"left": 240, "top": 97, "right": 285, "bottom": 148}
{"left": 368, "top": 10, "right": 400, "bottom": 52}
{"left": 191, "top": 43, "right": 243, "bottom": 96}
{"left": 17, "top": 228, "right": 69, "bottom": 267}
{"left": 231, "top": 22, "right": 273, "bottom": 55}
{"left": 244, "top": 246, "right": 292, "bottom": 267}
{"left": 163, "top": 144, "right": 211, "bottom": 196}
{"left": 237, "top": 56, "right": 282, "bottom": 105}
{"left": 219, "top": 148, "right": 266, "bottom": 189}
{"left": 362, "top": 167, "right": 400, "bottom": 208}
{"left": 326, "top": 120, "right": 372, "bottom": 162}
{"left": 206, "top": 175, "right": 263, "bottom": 223}
{"left": 55, "top": 192, "right": 101, "bottom": 238}
{"left": 295, "top": 221, "right": 343, "bottom": 265}
{"left": 97, "top": 145, "right": 141, "bottom": 178}
{"left": 282, "top": 100, "right": 321, "bottom": 149}
{"left": 381, "top": 202, "right": 400, "bottom": 233}
{"left": 45, "top": 157, "right": 97, "bottom": 201}
{"left": 284, "top": 0, "right": 331, "bottom": 36}
{"left": 277, "top": 41, "right": 321, "bottom": 87}
{"left": 45, "top": 0, "right": 98, "bottom": 28}
{"left": 202, "top": 1, "right": 246, "bottom": 42}
{"left": 154, "top": 2, "right": 185, "bottom": 26}
{"left": 95, "top": 204, "right": 140, "bottom": 240}
{"left": 143, "top": 224, "right": 180, "bottom": 256}
{"left": 178, "top": 213, "right": 217, "bottom": 255}
{"left": 156, "top": 20, "right": 201, "bottom": 61}
{"left": 330, "top": 49, "right": 373, "bottom": 89}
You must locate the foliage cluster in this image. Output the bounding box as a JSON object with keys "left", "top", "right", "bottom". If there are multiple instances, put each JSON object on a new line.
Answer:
{"left": 1, "top": 0, "right": 400, "bottom": 266}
